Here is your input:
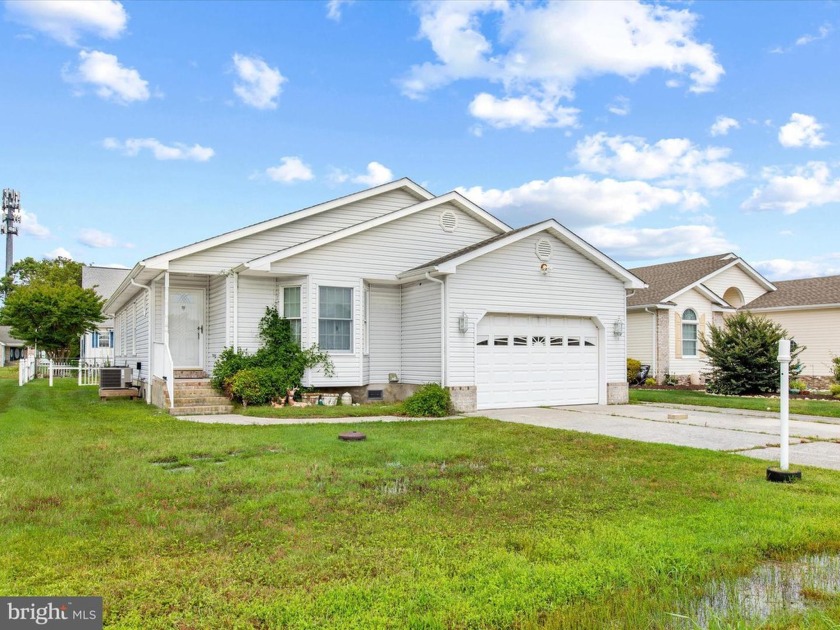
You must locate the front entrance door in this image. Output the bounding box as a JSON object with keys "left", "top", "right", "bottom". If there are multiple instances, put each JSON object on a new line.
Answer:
{"left": 169, "top": 288, "right": 204, "bottom": 368}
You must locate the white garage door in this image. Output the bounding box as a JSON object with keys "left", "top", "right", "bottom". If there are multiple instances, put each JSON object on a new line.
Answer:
{"left": 476, "top": 314, "right": 600, "bottom": 409}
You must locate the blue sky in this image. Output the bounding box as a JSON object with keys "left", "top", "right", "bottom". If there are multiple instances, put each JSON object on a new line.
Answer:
{"left": 2, "top": 0, "right": 839, "bottom": 279}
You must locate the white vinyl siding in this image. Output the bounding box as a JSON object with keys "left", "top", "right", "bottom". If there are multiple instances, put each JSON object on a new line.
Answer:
{"left": 401, "top": 280, "right": 441, "bottom": 384}
{"left": 626, "top": 310, "right": 654, "bottom": 366}
{"left": 369, "top": 284, "right": 401, "bottom": 383}
{"left": 114, "top": 291, "right": 150, "bottom": 383}
{"left": 703, "top": 264, "right": 770, "bottom": 307}
{"left": 760, "top": 308, "right": 840, "bottom": 378}
{"left": 169, "top": 189, "right": 423, "bottom": 274}
{"left": 208, "top": 275, "right": 227, "bottom": 370}
{"left": 236, "top": 275, "right": 277, "bottom": 354}
{"left": 446, "top": 233, "right": 625, "bottom": 399}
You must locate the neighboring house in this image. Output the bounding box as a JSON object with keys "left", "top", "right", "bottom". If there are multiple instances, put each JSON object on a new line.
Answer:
{"left": 627, "top": 253, "right": 839, "bottom": 387}
{"left": 626, "top": 253, "right": 775, "bottom": 384}
{"left": 81, "top": 265, "right": 131, "bottom": 364}
{"left": 744, "top": 275, "right": 840, "bottom": 388}
{"left": 103, "top": 178, "right": 644, "bottom": 414}
{"left": 0, "top": 326, "right": 25, "bottom": 367}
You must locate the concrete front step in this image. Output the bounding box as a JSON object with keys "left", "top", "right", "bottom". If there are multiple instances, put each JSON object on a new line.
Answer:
{"left": 174, "top": 370, "right": 207, "bottom": 379}
{"left": 175, "top": 397, "right": 232, "bottom": 406}
{"left": 174, "top": 378, "right": 214, "bottom": 389}
{"left": 173, "top": 388, "right": 222, "bottom": 397}
{"left": 169, "top": 405, "right": 234, "bottom": 416}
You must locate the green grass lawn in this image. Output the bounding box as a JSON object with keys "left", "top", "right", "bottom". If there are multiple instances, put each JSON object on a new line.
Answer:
{"left": 240, "top": 400, "right": 407, "bottom": 419}
{"left": 0, "top": 365, "right": 18, "bottom": 380}
{"left": 630, "top": 388, "right": 840, "bottom": 419}
{"left": 3, "top": 380, "right": 840, "bottom": 628}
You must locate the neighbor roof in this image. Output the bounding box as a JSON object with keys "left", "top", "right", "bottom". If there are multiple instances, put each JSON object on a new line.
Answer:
{"left": 627, "top": 253, "right": 774, "bottom": 308}
{"left": 82, "top": 265, "right": 131, "bottom": 301}
{"left": 0, "top": 326, "right": 24, "bottom": 346}
{"left": 745, "top": 275, "right": 840, "bottom": 310}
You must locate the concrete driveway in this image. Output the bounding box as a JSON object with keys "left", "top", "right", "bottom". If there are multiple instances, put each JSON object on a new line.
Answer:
{"left": 467, "top": 403, "right": 840, "bottom": 472}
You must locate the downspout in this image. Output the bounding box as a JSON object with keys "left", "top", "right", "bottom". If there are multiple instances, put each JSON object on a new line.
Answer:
{"left": 130, "top": 277, "right": 152, "bottom": 403}
{"left": 644, "top": 307, "right": 657, "bottom": 378}
{"left": 425, "top": 272, "right": 446, "bottom": 387}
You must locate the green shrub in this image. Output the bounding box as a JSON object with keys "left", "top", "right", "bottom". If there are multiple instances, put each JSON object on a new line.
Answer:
{"left": 830, "top": 383, "right": 840, "bottom": 399}
{"left": 627, "top": 358, "right": 642, "bottom": 383}
{"left": 211, "top": 306, "right": 334, "bottom": 405}
{"left": 833, "top": 356, "right": 840, "bottom": 384}
{"left": 702, "top": 312, "right": 803, "bottom": 396}
{"left": 790, "top": 379, "right": 807, "bottom": 391}
{"left": 644, "top": 377, "right": 657, "bottom": 386}
{"left": 404, "top": 383, "right": 451, "bottom": 417}
{"left": 229, "top": 367, "right": 290, "bottom": 407}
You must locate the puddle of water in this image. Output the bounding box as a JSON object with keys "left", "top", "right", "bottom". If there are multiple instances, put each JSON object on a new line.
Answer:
{"left": 675, "top": 553, "right": 840, "bottom": 627}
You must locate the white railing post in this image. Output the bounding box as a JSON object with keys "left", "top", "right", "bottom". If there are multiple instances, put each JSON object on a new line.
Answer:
{"left": 49, "top": 360, "right": 54, "bottom": 387}
{"left": 78, "top": 362, "right": 83, "bottom": 386}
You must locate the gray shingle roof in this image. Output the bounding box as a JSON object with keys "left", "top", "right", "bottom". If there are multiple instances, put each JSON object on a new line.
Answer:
{"left": 745, "top": 275, "right": 840, "bottom": 309}
{"left": 627, "top": 253, "right": 738, "bottom": 307}
{"left": 0, "top": 326, "right": 24, "bottom": 346}
{"left": 82, "top": 266, "right": 131, "bottom": 301}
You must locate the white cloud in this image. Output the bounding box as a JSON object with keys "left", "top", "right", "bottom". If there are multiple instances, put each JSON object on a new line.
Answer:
{"left": 581, "top": 224, "right": 736, "bottom": 261}
{"left": 468, "top": 93, "right": 579, "bottom": 130}
{"left": 326, "top": 0, "right": 354, "bottom": 21}
{"left": 5, "top": 0, "right": 127, "bottom": 46}
{"left": 607, "top": 96, "right": 630, "bottom": 116}
{"left": 45, "top": 247, "right": 73, "bottom": 260}
{"left": 458, "top": 175, "right": 706, "bottom": 228}
{"left": 753, "top": 256, "right": 840, "bottom": 280}
{"left": 710, "top": 116, "right": 739, "bottom": 137}
{"left": 77, "top": 228, "right": 119, "bottom": 248}
{"left": 795, "top": 23, "right": 832, "bottom": 47}
{"left": 19, "top": 209, "right": 51, "bottom": 239}
{"left": 265, "top": 156, "right": 314, "bottom": 183}
{"left": 742, "top": 161, "right": 840, "bottom": 214}
{"left": 400, "top": 1, "right": 723, "bottom": 125}
{"left": 103, "top": 137, "right": 214, "bottom": 161}
{"left": 232, "top": 53, "right": 286, "bottom": 110}
{"left": 573, "top": 132, "right": 746, "bottom": 189}
{"left": 778, "top": 113, "right": 829, "bottom": 148}
{"left": 352, "top": 162, "right": 393, "bottom": 187}
{"left": 63, "top": 50, "right": 150, "bottom": 104}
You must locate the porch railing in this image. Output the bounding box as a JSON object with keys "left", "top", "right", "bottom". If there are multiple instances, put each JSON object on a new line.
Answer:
{"left": 153, "top": 341, "right": 175, "bottom": 408}
{"left": 18, "top": 356, "right": 35, "bottom": 386}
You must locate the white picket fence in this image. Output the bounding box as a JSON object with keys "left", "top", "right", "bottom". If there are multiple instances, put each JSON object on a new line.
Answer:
{"left": 19, "top": 358, "right": 103, "bottom": 387}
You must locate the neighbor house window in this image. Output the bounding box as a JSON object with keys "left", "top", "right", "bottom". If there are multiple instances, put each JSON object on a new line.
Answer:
{"left": 283, "top": 286, "right": 302, "bottom": 345}
{"left": 92, "top": 331, "right": 111, "bottom": 349}
{"left": 319, "top": 286, "right": 352, "bottom": 351}
{"left": 682, "top": 309, "right": 698, "bottom": 356}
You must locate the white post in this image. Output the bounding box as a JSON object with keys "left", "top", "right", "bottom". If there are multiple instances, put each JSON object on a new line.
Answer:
{"left": 78, "top": 362, "right": 82, "bottom": 386}
{"left": 49, "top": 360, "right": 54, "bottom": 387}
{"left": 778, "top": 339, "right": 791, "bottom": 471}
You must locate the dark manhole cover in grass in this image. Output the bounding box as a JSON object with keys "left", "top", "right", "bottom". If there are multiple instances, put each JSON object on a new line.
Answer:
{"left": 339, "top": 431, "right": 367, "bottom": 442}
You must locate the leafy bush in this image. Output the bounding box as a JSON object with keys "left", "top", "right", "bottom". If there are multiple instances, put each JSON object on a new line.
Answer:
{"left": 229, "top": 367, "right": 290, "bottom": 407}
{"left": 211, "top": 307, "right": 334, "bottom": 405}
{"left": 830, "top": 383, "right": 840, "bottom": 399}
{"left": 702, "top": 312, "right": 803, "bottom": 396}
{"left": 404, "top": 383, "right": 451, "bottom": 417}
{"left": 790, "top": 379, "right": 807, "bottom": 391}
{"left": 627, "top": 358, "right": 642, "bottom": 383}
{"left": 644, "top": 377, "right": 657, "bottom": 386}
{"left": 833, "top": 357, "right": 840, "bottom": 384}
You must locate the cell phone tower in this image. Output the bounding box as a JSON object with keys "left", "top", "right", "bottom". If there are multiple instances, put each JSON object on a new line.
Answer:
{"left": 1, "top": 189, "right": 21, "bottom": 273}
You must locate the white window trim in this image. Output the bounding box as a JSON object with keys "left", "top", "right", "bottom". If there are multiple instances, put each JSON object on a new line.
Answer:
{"left": 280, "top": 284, "right": 303, "bottom": 346}
{"left": 317, "top": 284, "right": 355, "bottom": 354}
{"left": 682, "top": 308, "right": 699, "bottom": 358}
{"left": 363, "top": 284, "right": 370, "bottom": 356}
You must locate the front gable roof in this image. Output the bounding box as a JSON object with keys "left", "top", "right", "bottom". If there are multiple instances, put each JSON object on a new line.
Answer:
{"left": 628, "top": 253, "right": 775, "bottom": 308}
{"left": 400, "top": 219, "right": 647, "bottom": 289}
{"left": 243, "top": 191, "right": 511, "bottom": 272}
{"left": 745, "top": 274, "right": 840, "bottom": 310}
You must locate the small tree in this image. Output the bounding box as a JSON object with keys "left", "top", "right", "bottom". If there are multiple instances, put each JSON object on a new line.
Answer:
{"left": 701, "top": 312, "right": 803, "bottom": 395}
{"left": 1, "top": 256, "right": 82, "bottom": 296}
{"left": 0, "top": 282, "right": 105, "bottom": 360}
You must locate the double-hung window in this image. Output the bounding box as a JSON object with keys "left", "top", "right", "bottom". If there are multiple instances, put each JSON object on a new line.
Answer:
{"left": 283, "top": 286, "right": 302, "bottom": 345}
{"left": 682, "top": 309, "right": 698, "bottom": 357}
{"left": 319, "top": 286, "right": 353, "bottom": 351}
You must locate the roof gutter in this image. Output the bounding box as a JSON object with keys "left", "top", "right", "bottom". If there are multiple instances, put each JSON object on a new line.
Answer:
{"left": 424, "top": 272, "right": 447, "bottom": 387}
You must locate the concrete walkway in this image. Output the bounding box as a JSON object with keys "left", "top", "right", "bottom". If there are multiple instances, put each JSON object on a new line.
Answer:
{"left": 468, "top": 404, "right": 840, "bottom": 471}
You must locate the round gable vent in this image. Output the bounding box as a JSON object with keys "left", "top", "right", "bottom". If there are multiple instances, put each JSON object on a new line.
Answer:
{"left": 535, "top": 238, "right": 552, "bottom": 261}
{"left": 440, "top": 210, "right": 458, "bottom": 233}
